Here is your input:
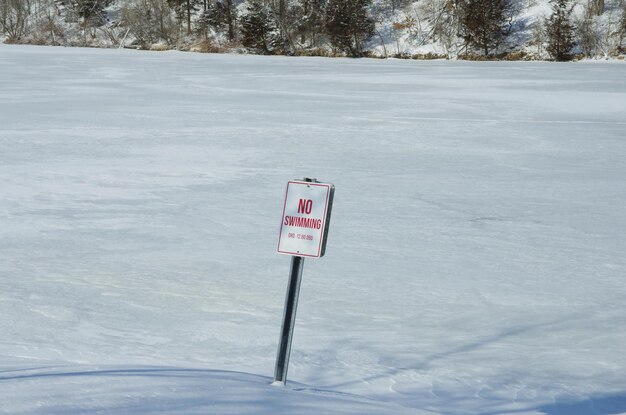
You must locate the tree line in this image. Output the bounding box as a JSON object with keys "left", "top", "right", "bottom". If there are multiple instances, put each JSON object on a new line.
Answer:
{"left": 2, "top": 0, "right": 626, "bottom": 60}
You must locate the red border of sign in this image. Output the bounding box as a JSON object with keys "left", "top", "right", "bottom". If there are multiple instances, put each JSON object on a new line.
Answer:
{"left": 277, "top": 181, "right": 331, "bottom": 258}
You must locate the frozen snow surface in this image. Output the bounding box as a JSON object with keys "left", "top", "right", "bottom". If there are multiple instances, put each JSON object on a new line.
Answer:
{"left": 1, "top": 44, "right": 626, "bottom": 415}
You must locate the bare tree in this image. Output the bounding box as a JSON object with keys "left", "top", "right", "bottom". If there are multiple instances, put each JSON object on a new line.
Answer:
{"left": 1, "top": 0, "right": 33, "bottom": 41}
{"left": 617, "top": 4, "right": 626, "bottom": 52}
{"left": 31, "top": 0, "right": 65, "bottom": 44}
{"left": 121, "top": 0, "right": 177, "bottom": 47}
{"left": 168, "top": 0, "right": 200, "bottom": 35}
{"left": 590, "top": 0, "right": 603, "bottom": 16}
{"left": 430, "top": 0, "right": 463, "bottom": 56}
{"left": 573, "top": 0, "right": 616, "bottom": 57}
{"left": 529, "top": 16, "right": 547, "bottom": 56}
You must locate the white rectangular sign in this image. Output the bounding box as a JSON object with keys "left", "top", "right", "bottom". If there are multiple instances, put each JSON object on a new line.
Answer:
{"left": 277, "top": 180, "right": 334, "bottom": 258}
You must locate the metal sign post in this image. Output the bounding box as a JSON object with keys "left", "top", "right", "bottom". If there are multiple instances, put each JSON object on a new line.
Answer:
{"left": 273, "top": 254, "right": 305, "bottom": 384}
{"left": 273, "top": 178, "right": 334, "bottom": 385}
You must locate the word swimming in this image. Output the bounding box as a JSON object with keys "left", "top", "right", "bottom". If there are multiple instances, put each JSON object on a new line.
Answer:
{"left": 283, "top": 215, "right": 323, "bottom": 229}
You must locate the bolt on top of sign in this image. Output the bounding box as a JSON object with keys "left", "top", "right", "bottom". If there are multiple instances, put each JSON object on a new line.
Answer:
{"left": 277, "top": 179, "right": 334, "bottom": 258}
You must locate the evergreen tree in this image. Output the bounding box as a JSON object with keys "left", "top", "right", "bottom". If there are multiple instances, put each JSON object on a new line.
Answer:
{"left": 198, "top": 0, "right": 236, "bottom": 40}
{"left": 58, "top": 0, "right": 112, "bottom": 27}
{"left": 324, "top": 0, "right": 375, "bottom": 57}
{"left": 240, "top": 1, "right": 285, "bottom": 54}
{"left": 545, "top": 0, "right": 575, "bottom": 61}
{"left": 458, "top": 0, "right": 513, "bottom": 56}
{"left": 223, "top": 0, "right": 236, "bottom": 41}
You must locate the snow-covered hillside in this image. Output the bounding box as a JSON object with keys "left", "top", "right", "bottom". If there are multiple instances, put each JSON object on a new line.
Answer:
{"left": 370, "top": 0, "right": 626, "bottom": 58}
{"left": 1, "top": 44, "right": 626, "bottom": 414}
{"left": 2, "top": 0, "right": 626, "bottom": 59}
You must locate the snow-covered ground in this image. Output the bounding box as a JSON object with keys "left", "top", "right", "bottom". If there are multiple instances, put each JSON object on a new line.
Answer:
{"left": 1, "top": 44, "right": 625, "bottom": 415}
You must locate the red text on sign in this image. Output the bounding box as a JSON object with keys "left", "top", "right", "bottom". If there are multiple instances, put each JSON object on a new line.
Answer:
{"left": 283, "top": 216, "right": 322, "bottom": 229}
{"left": 298, "top": 199, "right": 313, "bottom": 214}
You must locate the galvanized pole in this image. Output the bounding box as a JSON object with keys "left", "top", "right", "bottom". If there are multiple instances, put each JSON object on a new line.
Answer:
{"left": 273, "top": 254, "right": 304, "bottom": 384}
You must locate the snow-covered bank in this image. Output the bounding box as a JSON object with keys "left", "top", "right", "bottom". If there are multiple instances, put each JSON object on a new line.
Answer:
{"left": 1, "top": 365, "right": 426, "bottom": 415}
{"left": 1, "top": 44, "right": 626, "bottom": 414}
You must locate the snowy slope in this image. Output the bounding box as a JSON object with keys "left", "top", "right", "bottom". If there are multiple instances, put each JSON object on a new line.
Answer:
{"left": 372, "top": 0, "right": 626, "bottom": 57}
{"left": 3, "top": 0, "right": 626, "bottom": 58}
{"left": 1, "top": 44, "right": 626, "bottom": 415}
